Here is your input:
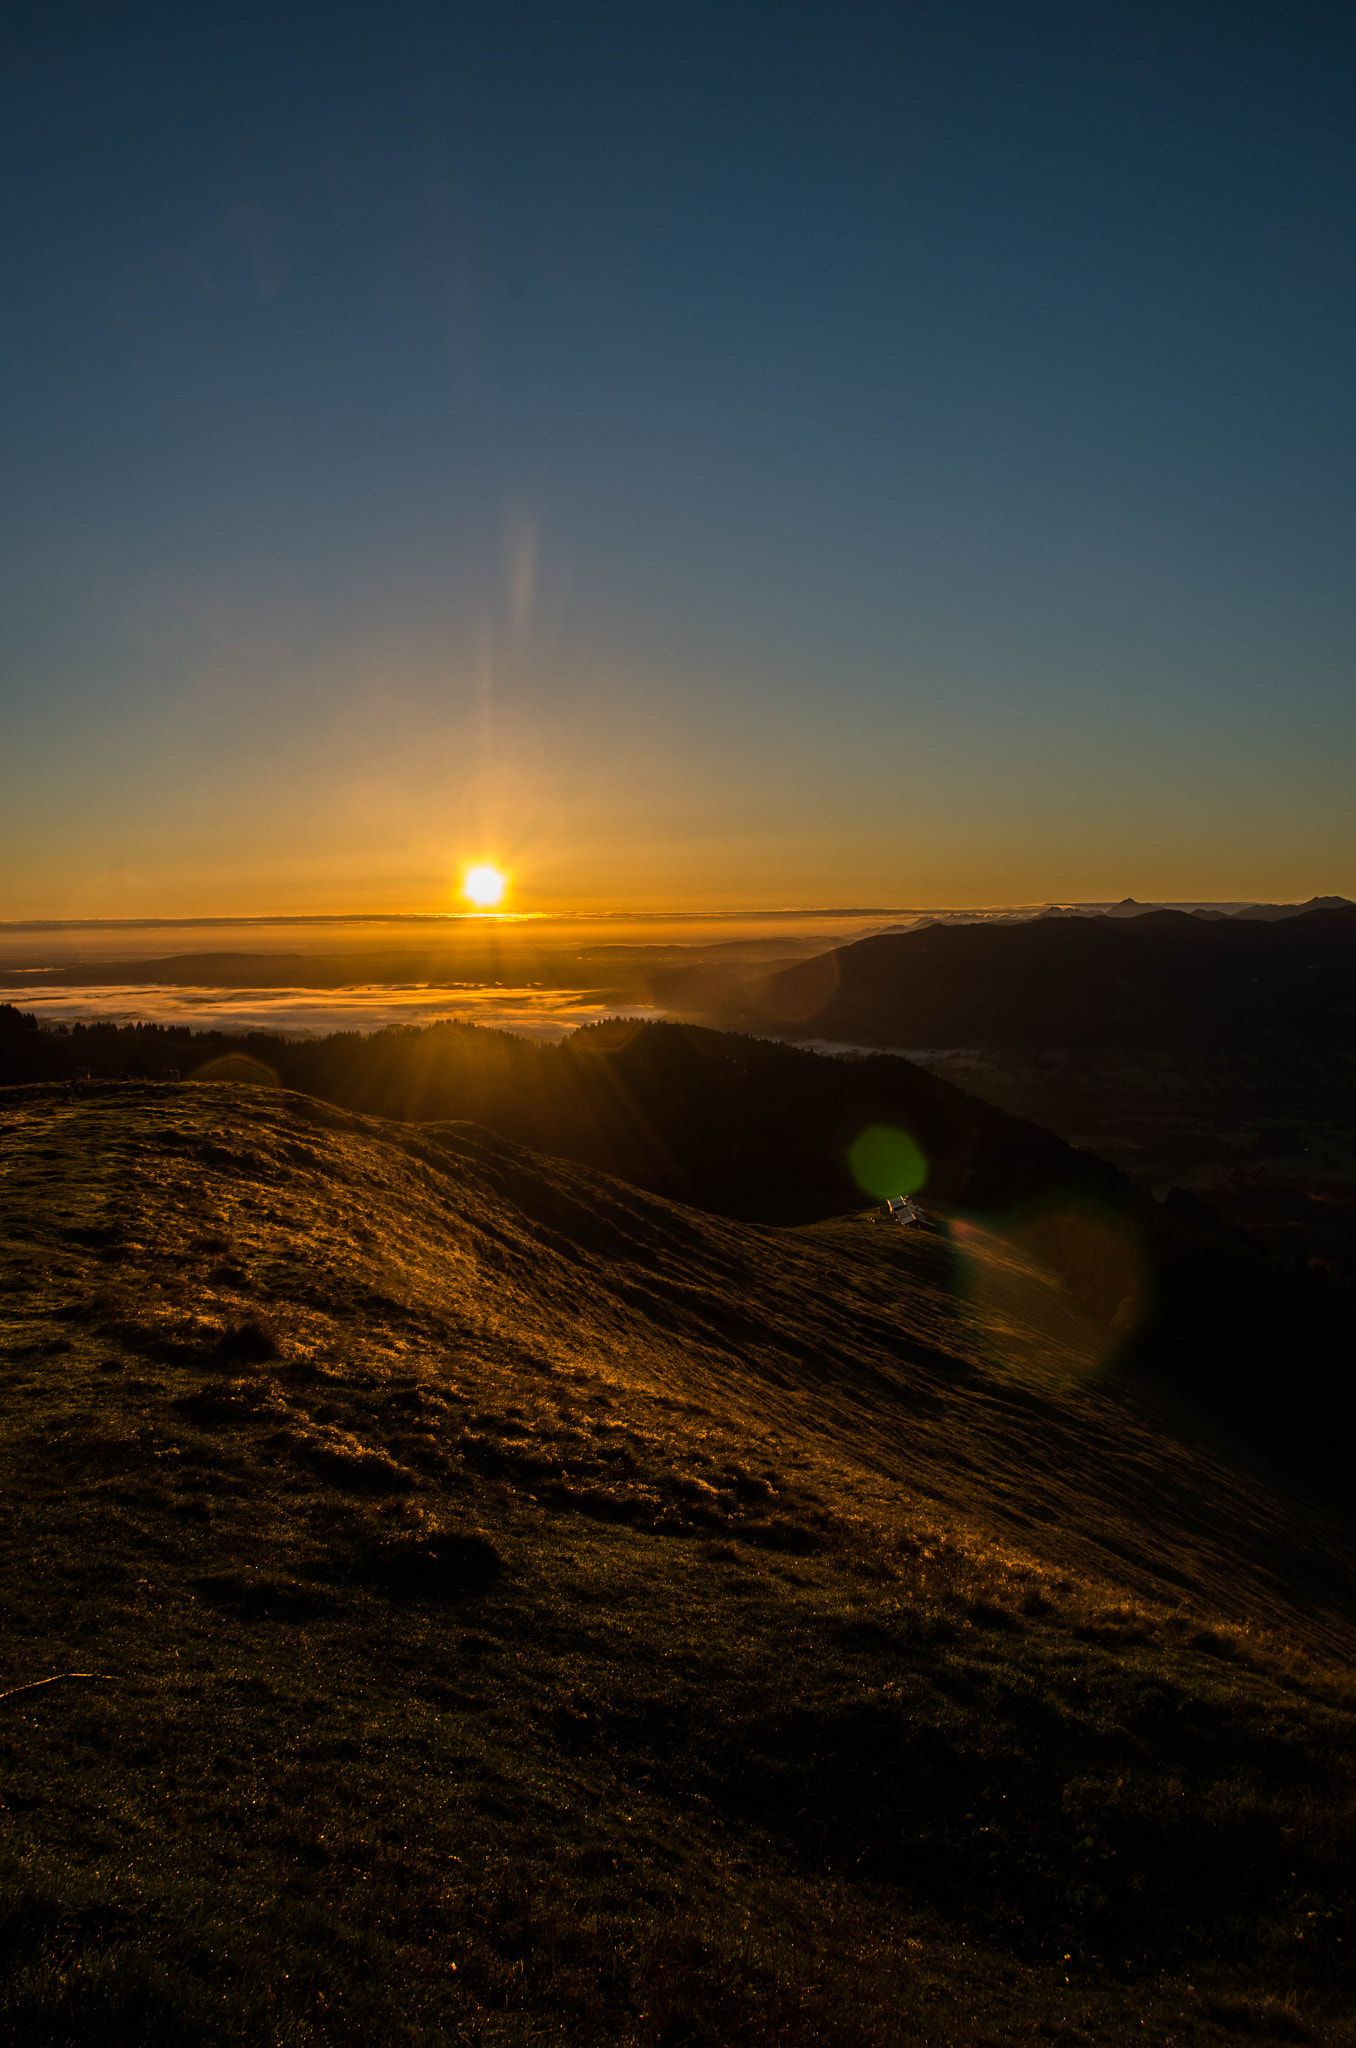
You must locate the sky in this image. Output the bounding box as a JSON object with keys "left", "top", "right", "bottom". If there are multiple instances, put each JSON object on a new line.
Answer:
{"left": 3, "top": 1, "right": 1354, "bottom": 916}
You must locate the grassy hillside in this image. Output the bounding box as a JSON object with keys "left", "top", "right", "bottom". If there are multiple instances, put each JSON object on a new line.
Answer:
{"left": 6, "top": 1009, "right": 1352, "bottom": 1498}
{"left": 1, "top": 1080, "right": 1353, "bottom": 2044}
{"left": 0, "top": 1005, "right": 1135, "bottom": 1219}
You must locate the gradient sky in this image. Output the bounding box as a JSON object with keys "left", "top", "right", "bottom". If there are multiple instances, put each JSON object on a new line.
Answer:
{"left": 3, "top": 2, "right": 1354, "bottom": 915}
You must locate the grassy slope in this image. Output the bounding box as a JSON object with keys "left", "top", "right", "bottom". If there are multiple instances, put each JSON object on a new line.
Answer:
{"left": 1, "top": 1081, "right": 1353, "bottom": 2045}
{"left": 8, "top": 1010, "right": 1354, "bottom": 1503}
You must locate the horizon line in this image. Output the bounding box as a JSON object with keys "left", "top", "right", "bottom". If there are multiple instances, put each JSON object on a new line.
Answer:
{"left": 0, "top": 899, "right": 1309, "bottom": 934}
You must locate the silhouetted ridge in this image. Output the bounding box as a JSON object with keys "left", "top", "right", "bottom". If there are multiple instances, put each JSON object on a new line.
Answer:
{"left": 746, "top": 904, "right": 1356, "bottom": 1051}
{"left": 0, "top": 1007, "right": 1122, "bottom": 1219}
{"left": 1233, "top": 894, "right": 1354, "bottom": 920}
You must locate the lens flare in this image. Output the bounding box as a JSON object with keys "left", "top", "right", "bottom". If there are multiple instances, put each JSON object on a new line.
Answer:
{"left": 189, "top": 1053, "right": 279, "bottom": 1087}
{"left": 950, "top": 1197, "right": 1150, "bottom": 1387}
{"left": 848, "top": 1124, "right": 928, "bottom": 1199}
{"left": 462, "top": 864, "right": 507, "bottom": 908}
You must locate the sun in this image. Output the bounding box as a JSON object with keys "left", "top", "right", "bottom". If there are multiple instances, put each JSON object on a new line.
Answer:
{"left": 461, "top": 863, "right": 508, "bottom": 909}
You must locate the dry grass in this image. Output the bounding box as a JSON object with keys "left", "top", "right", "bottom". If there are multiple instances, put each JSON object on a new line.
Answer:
{"left": 0, "top": 1080, "right": 1353, "bottom": 2044}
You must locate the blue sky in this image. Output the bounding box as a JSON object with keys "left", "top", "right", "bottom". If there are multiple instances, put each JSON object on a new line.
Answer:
{"left": 3, "top": 2, "right": 1354, "bottom": 912}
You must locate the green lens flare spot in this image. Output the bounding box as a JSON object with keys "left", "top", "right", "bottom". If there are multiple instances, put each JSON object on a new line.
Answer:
{"left": 848, "top": 1124, "right": 928, "bottom": 1200}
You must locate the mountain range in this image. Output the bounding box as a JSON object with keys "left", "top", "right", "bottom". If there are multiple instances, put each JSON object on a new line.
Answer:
{"left": 703, "top": 904, "right": 1356, "bottom": 1052}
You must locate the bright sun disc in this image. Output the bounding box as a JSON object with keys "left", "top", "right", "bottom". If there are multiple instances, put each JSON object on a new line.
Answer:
{"left": 462, "top": 863, "right": 507, "bottom": 908}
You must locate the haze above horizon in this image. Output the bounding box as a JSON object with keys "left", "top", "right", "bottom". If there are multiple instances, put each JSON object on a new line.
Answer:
{"left": 4, "top": 4, "right": 1354, "bottom": 917}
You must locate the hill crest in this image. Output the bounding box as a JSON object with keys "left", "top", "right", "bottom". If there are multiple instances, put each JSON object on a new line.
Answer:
{"left": 732, "top": 902, "right": 1356, "bottom": 1053}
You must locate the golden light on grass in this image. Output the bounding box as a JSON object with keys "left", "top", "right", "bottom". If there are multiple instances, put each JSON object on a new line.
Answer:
{"left": 3, "top": 1079, "right": 1351, "bottom": 2045}
{"left": 950, "top": 1197, "right": 1149, "bottom": 1384}
{"left": 462, "top": 863, "right": 508, "bottom": 909}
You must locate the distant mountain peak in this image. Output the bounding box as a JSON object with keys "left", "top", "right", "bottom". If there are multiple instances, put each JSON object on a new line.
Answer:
{"left": 1232, "top": 895, "right": 1354, "bottom": 921}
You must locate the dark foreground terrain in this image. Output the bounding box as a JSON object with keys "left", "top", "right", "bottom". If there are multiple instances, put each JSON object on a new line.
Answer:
{"left": 906, "top": 1039, "right": 1356, "bottom": 1294}
{"left": 1, "top": 1081, "right": 1354, "bottom": 2045}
